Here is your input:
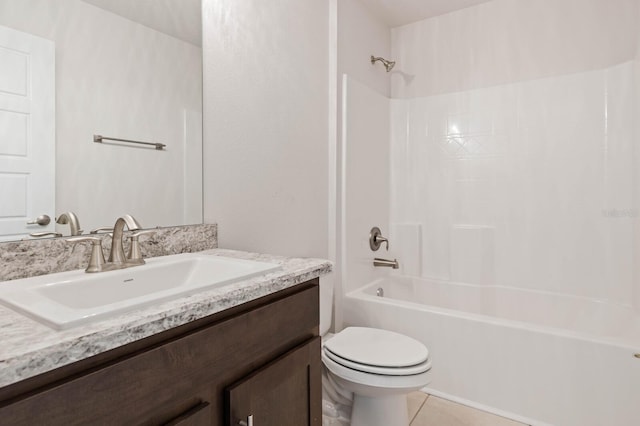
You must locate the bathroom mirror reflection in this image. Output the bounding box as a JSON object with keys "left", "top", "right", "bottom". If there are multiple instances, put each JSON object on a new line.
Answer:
{"left": 0, "top": 0, "right": 203, "bottom": 241}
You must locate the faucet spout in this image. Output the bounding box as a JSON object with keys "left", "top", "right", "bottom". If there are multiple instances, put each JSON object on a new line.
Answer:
{"left": 373, "top": 257, "right": 400, "bottom": 269}
{"left": 108, "top": 214, "right": 141, "bottom": 265}
{"left": 56, "top": 212, "right": 82, "bottom": 236}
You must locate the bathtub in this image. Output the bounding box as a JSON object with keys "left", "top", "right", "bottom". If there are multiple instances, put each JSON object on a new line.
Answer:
{"left": 342, "top": 276, "right": 640, "bottom": 426}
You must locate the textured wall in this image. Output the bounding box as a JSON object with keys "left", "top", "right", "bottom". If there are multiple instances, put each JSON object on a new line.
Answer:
{"left": 391, "top": 0, "right": 639, "bottom": 98}
{"left": 333, "top": 0, "right": 391, "bottom": 330}
{"left": 202, "top": 0, "right": 328, "bottom": 259}
{"left": 338, "top": 0, "right": 392, "bottom": 98}
{"left": 342, "top": 76, "right": 391, "bottom": 294}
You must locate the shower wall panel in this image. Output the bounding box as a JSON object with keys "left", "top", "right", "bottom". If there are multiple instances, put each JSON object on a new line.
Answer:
{"left": 389, "top": 0, "right": 640, "bottom": 307}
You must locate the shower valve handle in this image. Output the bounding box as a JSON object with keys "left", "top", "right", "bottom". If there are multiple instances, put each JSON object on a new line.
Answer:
{"left": 369, "top": 227, "right": 389, "bottom": 251}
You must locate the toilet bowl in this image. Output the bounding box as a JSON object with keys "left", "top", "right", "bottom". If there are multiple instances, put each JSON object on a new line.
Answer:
{"left": 321, "top": 327, "right": 431, "bottom": 426}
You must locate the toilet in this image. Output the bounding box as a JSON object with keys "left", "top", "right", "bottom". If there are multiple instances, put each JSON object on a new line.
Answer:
{"left": 319, "top": 285, "right": 432, "bottom": 426}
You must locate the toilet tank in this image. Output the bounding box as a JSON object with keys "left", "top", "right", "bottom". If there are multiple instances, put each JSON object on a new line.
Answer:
{"left": 319, "top": 273, "right": 334, "bottom": 336}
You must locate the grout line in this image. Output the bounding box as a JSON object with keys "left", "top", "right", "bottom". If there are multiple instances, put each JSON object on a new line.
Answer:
{"left": 409, "top": 393, "right": 430, "bottom": 425}
{"left": 414, "top": 393, "right": 531, "bottom": 426}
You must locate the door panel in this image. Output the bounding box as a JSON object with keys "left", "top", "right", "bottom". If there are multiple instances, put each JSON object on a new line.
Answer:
{"left": 0, "top": 24, "right": 55, "bottom": 240}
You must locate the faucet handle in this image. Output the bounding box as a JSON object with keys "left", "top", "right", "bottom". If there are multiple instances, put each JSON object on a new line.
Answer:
{"left": 65, "top": 236, "right": 106, "bottom": 273}
{"left": 90, "top": 226, "right": 113, "bottom": 234}
{"left": 29, "top": 231, "right": 63, "bottom": 238}
{"left": 127, "top": 229, "right": 157, "bottom": 265}
{"left": 369, "top": 227, "right": 389, "bottom": 251}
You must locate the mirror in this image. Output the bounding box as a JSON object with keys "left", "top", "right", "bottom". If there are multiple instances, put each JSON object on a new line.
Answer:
{"left": 0, "top": 0, "right": 203, "bottom": 241}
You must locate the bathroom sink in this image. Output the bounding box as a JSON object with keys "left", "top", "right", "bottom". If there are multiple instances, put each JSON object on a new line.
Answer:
{"left": 0, "top": 253, "right": 280, "bottom": 330}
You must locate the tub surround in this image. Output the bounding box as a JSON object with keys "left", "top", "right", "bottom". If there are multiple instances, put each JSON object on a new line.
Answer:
{"left": 0, "top": 248, "right": 331, "bottom": 388}
{"left": 0, "top": 223, "right": 217, "bottom": 282}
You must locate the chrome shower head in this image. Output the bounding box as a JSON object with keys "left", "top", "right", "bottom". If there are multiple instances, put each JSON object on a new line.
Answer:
{"left": 371, "top": 55, "right": 395, "bottom": 72}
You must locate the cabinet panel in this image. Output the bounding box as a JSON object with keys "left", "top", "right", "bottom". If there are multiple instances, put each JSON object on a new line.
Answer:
{"left": 0, "top": 283, "right": 319, "bottom": 426}
{"left": 226, "top": 337, "right": 321, "bottom": 426}
{"left": 164, "top": 401, "right": 211, "bottom": 426}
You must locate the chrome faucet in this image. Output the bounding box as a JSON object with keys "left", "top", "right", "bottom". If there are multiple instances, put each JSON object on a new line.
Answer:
{"left": 373, "top": 258, "right": 399, "bottom": 269}
{"left": 66, "top": 215, "right": 145, "bottom": 273}
{"left": 108, "top": 214, "right": 142, "bottom": 265}
{"left": 56, "top": 212, "right": 82, "bottom": 236}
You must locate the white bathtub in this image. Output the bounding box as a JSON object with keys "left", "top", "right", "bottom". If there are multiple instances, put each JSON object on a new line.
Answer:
{"left": 342, "top": 276, "right": 640, "bottom": 426}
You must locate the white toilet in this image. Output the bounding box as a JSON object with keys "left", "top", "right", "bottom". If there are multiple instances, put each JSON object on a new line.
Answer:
{"left": 319, "top": 285, "right": 432, "bottom": 426}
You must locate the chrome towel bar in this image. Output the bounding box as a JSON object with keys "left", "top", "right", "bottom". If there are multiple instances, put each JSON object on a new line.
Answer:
{"left": 93, "top": 134, "right": 166, "bottom": 150}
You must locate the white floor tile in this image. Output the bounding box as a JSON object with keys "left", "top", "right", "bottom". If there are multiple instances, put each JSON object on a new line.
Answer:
{"left": 411, "top": 396, "right": 527, "bottom": 426}
{"left": 407, "top": 391, "right": 428, "bottom": 423}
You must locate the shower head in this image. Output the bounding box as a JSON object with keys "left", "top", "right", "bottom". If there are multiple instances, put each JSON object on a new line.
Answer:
{"left": 371, "top": 55, "right": 395, "bottom": 72}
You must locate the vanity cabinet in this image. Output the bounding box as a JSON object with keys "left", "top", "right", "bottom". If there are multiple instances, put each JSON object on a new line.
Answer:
{"left": 226, "top": 337, "right": 320, "bottom": 426}
{"left": 0, "top": 279, "right": 321, "bottom": 426}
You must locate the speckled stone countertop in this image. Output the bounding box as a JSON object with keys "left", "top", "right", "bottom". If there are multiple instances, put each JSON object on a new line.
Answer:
{"left": 0, "top": 249, "right": 332, "bottom": 389}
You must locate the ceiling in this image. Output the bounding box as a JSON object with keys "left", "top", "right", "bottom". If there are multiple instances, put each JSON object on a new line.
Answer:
{"left": 358, "top": 0, "right": 494, "bottom": 27}
{"left": 79, "top": 0, "right": 492, "bottom": 47}
{"left": 82, "top": 0, "right": 201, "bottom": 46}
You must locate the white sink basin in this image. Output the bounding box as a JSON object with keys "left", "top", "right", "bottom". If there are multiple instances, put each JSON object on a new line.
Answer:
{"left": 0, "top": 253, "right": 280, "bottom": 330}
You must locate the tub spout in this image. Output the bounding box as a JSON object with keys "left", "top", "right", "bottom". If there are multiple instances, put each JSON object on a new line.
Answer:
{"left": 373, "top": 258, "right": 399, "bottom": 269}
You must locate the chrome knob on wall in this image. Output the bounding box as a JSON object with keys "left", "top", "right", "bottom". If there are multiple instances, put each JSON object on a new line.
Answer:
{"left": 369, "top": 226, "right": 389, "bottom": 251}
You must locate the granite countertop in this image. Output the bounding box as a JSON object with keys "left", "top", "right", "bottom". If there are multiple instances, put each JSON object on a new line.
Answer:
{"left": 0, "top": 249, "right": 332, "bottom": 389}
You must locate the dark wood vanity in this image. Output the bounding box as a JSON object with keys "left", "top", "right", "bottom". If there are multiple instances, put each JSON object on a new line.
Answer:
{"left": 0, "top": 279, "right": 321, "bottom": 426}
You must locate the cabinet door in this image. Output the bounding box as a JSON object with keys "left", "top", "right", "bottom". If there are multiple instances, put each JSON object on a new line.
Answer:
{"left": 226, "top": 337, "right": 321, "bottom": 426}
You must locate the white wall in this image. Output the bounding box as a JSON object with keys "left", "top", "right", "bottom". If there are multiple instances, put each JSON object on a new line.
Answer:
{"left": 634, "top": 5, "right": 640, "bottom": 312}
{"left": 390, "top": 0, "right": 640, "bottom": 307}
{"left": 338, "top": 0, "right": 391, "bottom": 98}
{"left": 335, "top": 0, "right": 391, "bottom": 328}
{"left": 0, "top": 0, "right": 202, "bottom": 232}
{"left": 202, "top": 0, "right": 328, "bottom": 259}
{"left": 342, "top": 76, "right": 390, "bottom": 295}
{"left": 392, "top": 0, "right": 639, "bottom": 98}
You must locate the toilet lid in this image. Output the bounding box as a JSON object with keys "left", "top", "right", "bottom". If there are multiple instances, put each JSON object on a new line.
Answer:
{"left": 323, "top": 327, "right": 429, "bottom": 368}
{"left": 323, "top": 347, "right": 432, "bottom": 376}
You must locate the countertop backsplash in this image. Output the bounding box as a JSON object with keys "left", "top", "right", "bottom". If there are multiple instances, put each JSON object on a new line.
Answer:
{"left": 0, "top": 224, "right": 218, "bottom": 282}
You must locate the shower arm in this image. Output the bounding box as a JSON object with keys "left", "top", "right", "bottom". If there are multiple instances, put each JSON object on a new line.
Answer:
{"left": 370, "top": 55, "right": 395, "bottom": 72}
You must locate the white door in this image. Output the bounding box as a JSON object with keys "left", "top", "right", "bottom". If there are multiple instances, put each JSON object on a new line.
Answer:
{"left": 0, "top": 25, "right": 55, "bottom": 241}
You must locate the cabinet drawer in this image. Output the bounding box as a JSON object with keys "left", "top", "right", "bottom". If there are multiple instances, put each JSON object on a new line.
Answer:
{"left": 0, "top": 283, "right": 319, "bottom": 425}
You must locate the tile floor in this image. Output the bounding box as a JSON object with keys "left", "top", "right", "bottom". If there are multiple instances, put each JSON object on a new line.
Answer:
{"left": 408, "top": 392, "right": 529, "bottom": 426}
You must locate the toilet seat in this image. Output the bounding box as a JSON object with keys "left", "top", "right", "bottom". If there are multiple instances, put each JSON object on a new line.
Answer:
{"left": 322, "top": 350, "right": 431, "bottom": 390}
{"left": 323, "top": 348, "right": 431, "bottom": 376}
{"left": 323, "top": 327, "right": 429, "bottom": 368}
{"left": 323, "top": 327, "right": 431, "bottom": 376}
